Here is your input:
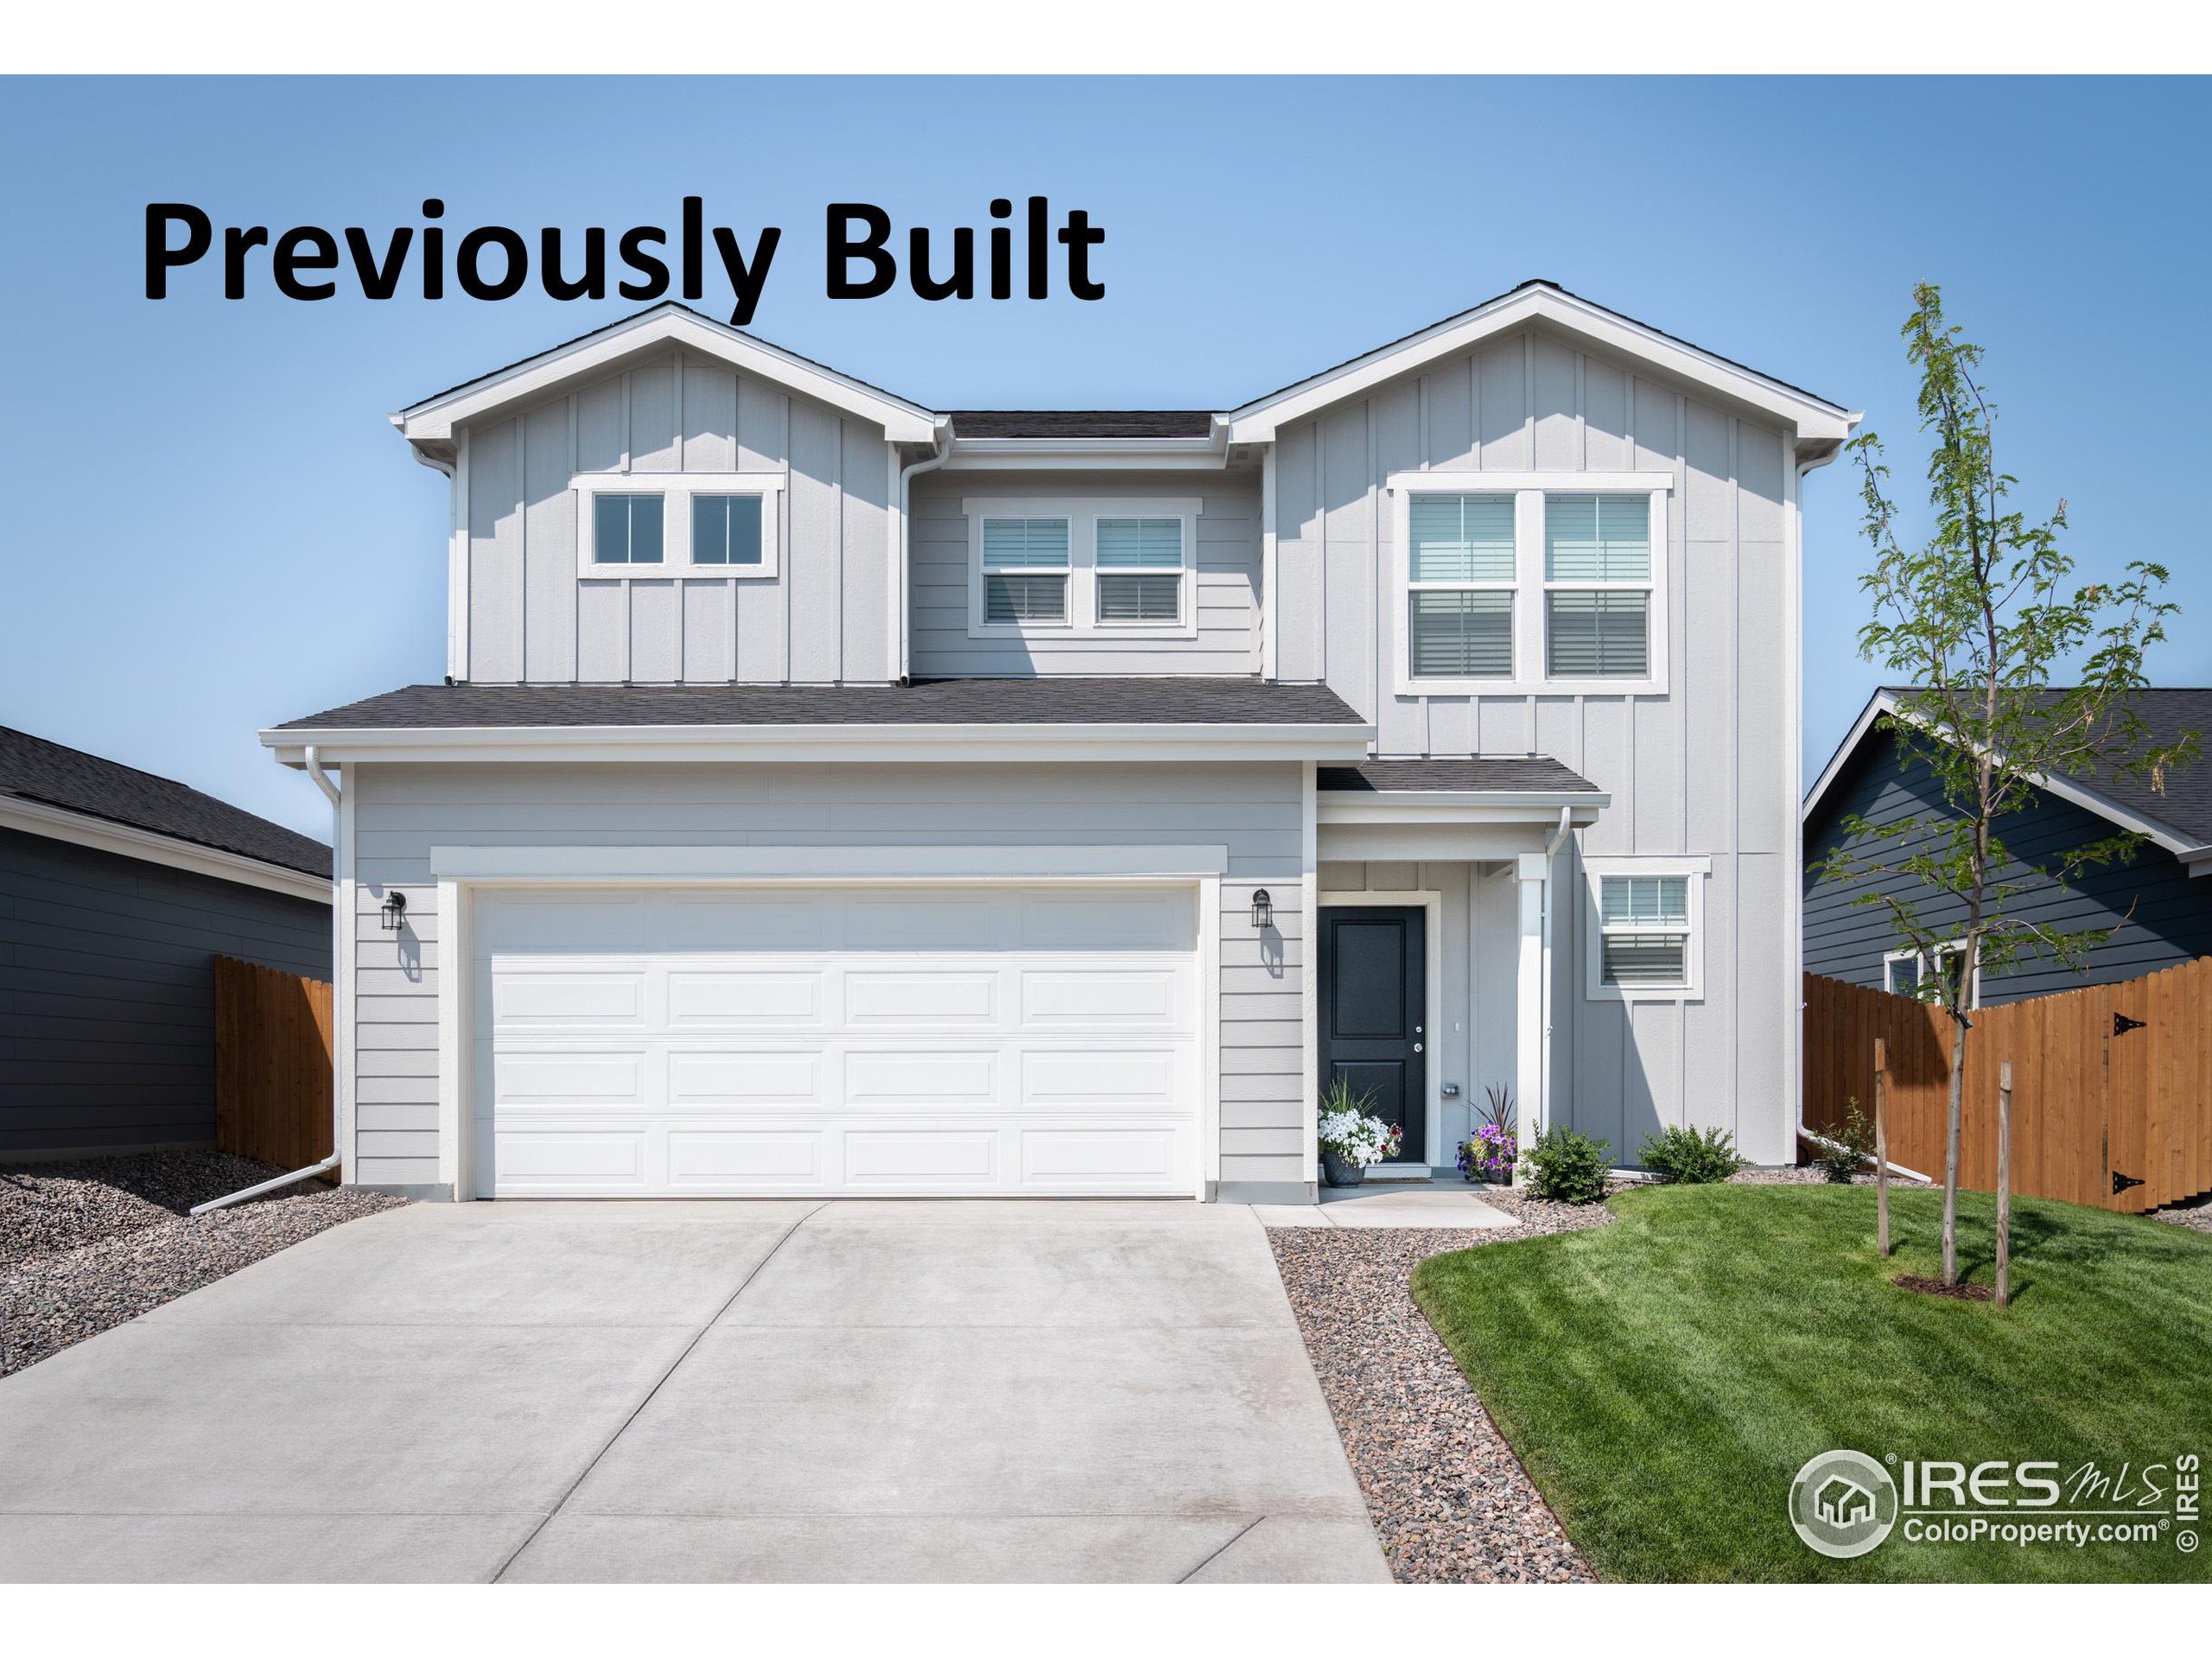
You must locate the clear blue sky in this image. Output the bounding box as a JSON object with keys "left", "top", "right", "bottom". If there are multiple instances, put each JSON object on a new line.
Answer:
{"left": 3, "top": 76, "right": 2207, "bottom": 839}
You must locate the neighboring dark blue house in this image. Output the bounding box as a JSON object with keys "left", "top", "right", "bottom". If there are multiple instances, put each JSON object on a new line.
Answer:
{"left": 0, "top": 726, "right": 332, "bottom": 1159}
{"left": 1803, "top": 688, "right": 2212, "bottom": 1005}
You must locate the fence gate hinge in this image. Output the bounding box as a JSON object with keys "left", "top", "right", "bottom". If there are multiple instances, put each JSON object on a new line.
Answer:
{"left": 2113, "top": 1012, "right": 2147, "bottom": 1036}
{"left": 2113, "top": 1170, "right": 2145, "bottom": 1196}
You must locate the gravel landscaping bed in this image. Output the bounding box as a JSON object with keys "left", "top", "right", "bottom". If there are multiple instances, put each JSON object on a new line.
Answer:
{"left": 2152, "top": 1198, "right": 2212, "bottom": 1236}
{"left": 1, "top": 1151, "right": 404, "bottom": 1378}
{"left": 1268, "top": 1190, "right": 1617, "bottom": 1584}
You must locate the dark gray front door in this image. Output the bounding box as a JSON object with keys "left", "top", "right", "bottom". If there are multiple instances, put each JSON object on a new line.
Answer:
{"left": 1318, "top": 906, "right": 1427, "bottom": 1166}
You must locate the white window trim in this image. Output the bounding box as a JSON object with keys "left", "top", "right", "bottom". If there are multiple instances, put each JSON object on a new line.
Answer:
{"left": 1883, "top": 938, "right": 1981, "bottom": 1007}
{"left": 572, "top": 471, "right": 785, "bottom": 580}
{"left": 1582, "top": 855, "right": 1709, "bottom": 1003}
{"left": 1387, "top": 470, "right": 1671, "bottom": 696}
{"left": 964, "top": 496, "right": 1202, "bottom": 640}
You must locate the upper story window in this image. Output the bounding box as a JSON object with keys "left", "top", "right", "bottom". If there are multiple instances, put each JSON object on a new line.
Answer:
{"left": 573, "top": 473, "right": 784, "bottom": 579}
{"left": 981, "top": 517, "right": 1071, "bottom": 623}
{"left": 1584, "top": 857, "right": 1708, "bottom": 1002}
{"left": 1388, "top": 472, "right": 1671, "bottom": 696}
{"left": 593, "top": 493, "right": 664, "bottom": 565}
{"left": 966, "top": 497, "right": 1201, "bottom": 639}
{"left": 1096, "top": 518, "right": 1185, "bottom": 624}
{"left": 691, "top": 494, "right": 764, "bottom": 567}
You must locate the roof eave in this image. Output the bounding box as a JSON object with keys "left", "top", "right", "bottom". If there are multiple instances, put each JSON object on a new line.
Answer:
{"left": 261, "top": 719, "right": 1376, "bottom": 766}
{"left": 1224, "top": 284, "right": 1856, "bottom": 448}
{"left": 392, "top": 303, "right": 944, "bottom": 447}
{"left": 1318, "top": 787, "right": 1608, "bottom": 825}
{"left": 0, "top": 791, "right": 331, "bottom": 901}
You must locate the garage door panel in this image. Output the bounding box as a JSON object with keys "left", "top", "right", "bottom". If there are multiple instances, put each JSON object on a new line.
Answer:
{"left": 491, "top": 969, "right": 647, "bottom": 1027}
{"left": 1021, "top": 1048, "right": 1183, "bottom": 1107}
{"left": 1020, "top": 968, "right": 1183, "bottom": 1028}
{"left": 493, "top": 1049, "right": 648, "bottom": 1105}
{"left": 475, "top": 885, "right": 1199, "bottom": 1198}
{"left": 666, "top": 1130, "right": 823, "bottom": 1185}
{"left": 844, "top": 1049, "right": 1001, "bottom": 1105}
{"left": 665, "top": 969, "right": 824, "bottom": 1027}
{"left": 843, "top": 1129, "right": 999, "bottom": 1185}
{"left": 843, "top": 969, "right": 999, "bottom": 1027}
{"left": 1020, "top": 1128, "right": 1181, "bottom": 1185}
{"left": 666, "top": 1049, "right": 823, "bottom": 1105}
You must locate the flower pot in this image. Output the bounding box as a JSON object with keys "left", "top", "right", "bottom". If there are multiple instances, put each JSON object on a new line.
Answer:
{"left": 1321, "top": 1149, "right": 1364, "bottom": 1188}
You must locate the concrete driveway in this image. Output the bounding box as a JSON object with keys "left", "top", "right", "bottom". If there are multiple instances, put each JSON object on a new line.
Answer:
{"left": 0, "top": 1199, "right": 1387, "bottom": 1582}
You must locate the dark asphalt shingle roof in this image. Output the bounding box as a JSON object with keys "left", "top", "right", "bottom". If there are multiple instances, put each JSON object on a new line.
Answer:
{"left": 276, "top": 678, "right": 1366, "bottom": 731}
{"left": 946, "top": 410, "right": 1215, "bottom": 439}
{"left": 1319, "top": 758, "right": 1601, "bottom": 794}
{"left": 0, "top": 726, "right": 330, "bottom": 880}
{"left": 1868, "top": 686, "right": 2212, "bottom": 845}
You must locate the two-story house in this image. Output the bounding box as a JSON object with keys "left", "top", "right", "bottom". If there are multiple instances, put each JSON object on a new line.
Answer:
{"left": 264, "top": 281, "right": 1857, "bottom": 1201}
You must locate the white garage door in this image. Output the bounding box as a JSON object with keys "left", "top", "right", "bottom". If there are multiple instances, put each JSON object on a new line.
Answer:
{"left": 471, "top": 884, "right": 1201, "bottom": 1198}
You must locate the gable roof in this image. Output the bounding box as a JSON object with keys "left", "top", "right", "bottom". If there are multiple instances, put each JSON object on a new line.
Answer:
{"left": 0, "top": 725, "right": 330, "bottom": 880}
{"left": 1803, "top": 687, "right": 2212, "bottom": 867}
{"left": 392, "top": 302, "right": 943, "bottom": 454}
{"left": 1223, "top": 279, "right": 1859, "bottom": 452}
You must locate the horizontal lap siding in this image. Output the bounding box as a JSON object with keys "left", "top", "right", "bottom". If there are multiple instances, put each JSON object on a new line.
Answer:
{"left": 0, "top": 829, "right": 331, "bottom": 1156}
{"left": 467, "top": 348, "right": 893, "bottom": 686}
{"left": 348, "top": 761, "right": 1306, "bottom": 1191}
{"left": 907, "top": 470, "right": 1260, "bottom": 677}
{"left": 1805, "top": 728, "right": 2212, "bottom": 1003}
{"left": 1279, "top": 328, "right": 1800, "bottom": 1164}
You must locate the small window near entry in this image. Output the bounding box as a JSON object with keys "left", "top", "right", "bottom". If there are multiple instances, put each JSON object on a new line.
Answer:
{"left": 593, "top": 493, "right": 664, "bottom": 564}
{"left": 1095, "top": 517, "right": 1183, "bottom": 624}
{"left": 691, "top": 494, "right": 764, "bottom": 566}
{"left": 1598, "top": 874, "right": 1691, "bottom": 987}
{"left": 1408, "top": 493, "right": 1516, "bottom": 678}
{"left": 981, "top": 517, "right": 1071, "bottom": 624}
{"left": 1545, "top": 493, "right": 1650, "bottom": 677}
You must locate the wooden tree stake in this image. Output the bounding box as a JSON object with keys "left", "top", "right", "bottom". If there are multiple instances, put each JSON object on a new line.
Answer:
{"left": 1996, "top": 1060, "right": 2013, "bottom": 1309}
{"left": 1874, "top": 1036, "right": 1891, "bottom": 1259}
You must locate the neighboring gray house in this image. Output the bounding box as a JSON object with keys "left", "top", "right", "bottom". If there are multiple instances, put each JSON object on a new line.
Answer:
{"left": 0, "top": 726, "right": 332, "bottom": 1159}
{"left": 1804, "top": 687, "right": 2212, "bottom": 1005}
{"left": 264, "top": 282, "right": 1857, "bottom": 1201}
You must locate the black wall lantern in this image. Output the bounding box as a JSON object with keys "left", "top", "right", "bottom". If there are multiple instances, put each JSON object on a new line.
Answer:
{"left": 380, "top": 889, "right": 408, "bottom": 931}
{"left": 1249, "top": 888, "right": 1273, "bottom": 930}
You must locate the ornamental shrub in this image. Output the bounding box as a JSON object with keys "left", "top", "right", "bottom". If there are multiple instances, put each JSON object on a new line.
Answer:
{"left": 1639, "top": 1124, "right": 1745, "bottom": 1185}
{"left": 1520, "top": 1124, "right": 1612, "bottom": 1205}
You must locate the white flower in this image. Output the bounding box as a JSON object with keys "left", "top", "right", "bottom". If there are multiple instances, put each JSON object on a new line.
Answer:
{"left": 1318, "top": 1106, "right": 1393, "bottom": 1167}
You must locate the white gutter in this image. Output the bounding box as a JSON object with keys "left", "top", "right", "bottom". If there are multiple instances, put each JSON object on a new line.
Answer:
{"left": 1794, "top": 1109, "right": 1931, "bottom": 1185}
{"left": 895, "top": 431, "right": 953, "bottom": 683}
{"left": 191, "top": 746, "right": 347, "bottom": 1216}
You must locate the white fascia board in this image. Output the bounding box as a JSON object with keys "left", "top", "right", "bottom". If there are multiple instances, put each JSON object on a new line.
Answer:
{"left": 430, "top": 842, "right": 1231, "bottom": 880}
{"left": 942, "top": 436, "right": 1229, "bottom": 472}
{"left": 394, "top": 305, "right": 942, "bottom": 446}
{"left": 1803, "top": 687, "right": 2210, "bottom": 868}
{"left": 0, "top": 793, "right": 332, "bottom": 904}
{"left": 1225, "top": 285, "right": 1858, "bottom": 448}
{"left": 262, "top": 721, "right": 1376, "bottom": 767}
{"left": 1317, "top": 789, "right": 1610, "bottom": 825}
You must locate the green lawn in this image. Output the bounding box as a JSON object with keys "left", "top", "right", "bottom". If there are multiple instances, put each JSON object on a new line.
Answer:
{"left": 1409, "top": 1184, "right": 2212, "bottom": 1581}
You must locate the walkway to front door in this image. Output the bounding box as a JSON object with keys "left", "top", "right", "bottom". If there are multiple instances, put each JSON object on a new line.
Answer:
{"left": 1318, "top": 906, "right": 1429, "bottom": 1165}
{"left": 0, "top": 1199, "right": 1387, "bottom": 1582}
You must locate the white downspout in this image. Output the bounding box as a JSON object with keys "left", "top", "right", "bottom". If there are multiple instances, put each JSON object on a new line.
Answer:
{"left": 190, "top": 745, "right": 346, "bottom": 1215}
{"left": 895, "top": 427, "right": 954, "bottom": 683}
{"left": 1539, "top": 806, "right": 1571, "bottom": 1137}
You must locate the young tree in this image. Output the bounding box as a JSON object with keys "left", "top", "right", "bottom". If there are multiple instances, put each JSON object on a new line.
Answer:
{"left": 1816, "top": 283, "right": 2193, "bottom": 1286}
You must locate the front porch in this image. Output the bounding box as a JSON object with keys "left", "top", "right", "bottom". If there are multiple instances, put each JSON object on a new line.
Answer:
{"left": 1312, "top": 759, "right": 1609, "bottom": 1180}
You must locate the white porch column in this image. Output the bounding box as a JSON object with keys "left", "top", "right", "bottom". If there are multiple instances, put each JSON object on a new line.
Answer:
{"left": 1515, "top": 851, "right": 1548, "bottom": 1157}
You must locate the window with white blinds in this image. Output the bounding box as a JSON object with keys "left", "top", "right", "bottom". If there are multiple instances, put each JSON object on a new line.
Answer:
{"left": 1598, "top": 874, "right": 1690, "bottom": 987}
{"left": 980, "top": 517, "right": 1070, "bottom": 624}
{"left": 1545, "top": 493, "right": 1652, "bottom": 677}
{"left": 1096, "top": 517, "right": 1183, "bottom": 624}
{"left": 1407, "top": 493, "right": 1516, "bottom": 678}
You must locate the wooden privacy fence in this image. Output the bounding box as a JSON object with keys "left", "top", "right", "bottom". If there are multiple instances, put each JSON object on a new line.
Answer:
{"left": 213, "top": 955, "right": 335, "bottom": 1173}
{"left": 1802, "top": 960, "right": 2212, "bottom": 1214}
